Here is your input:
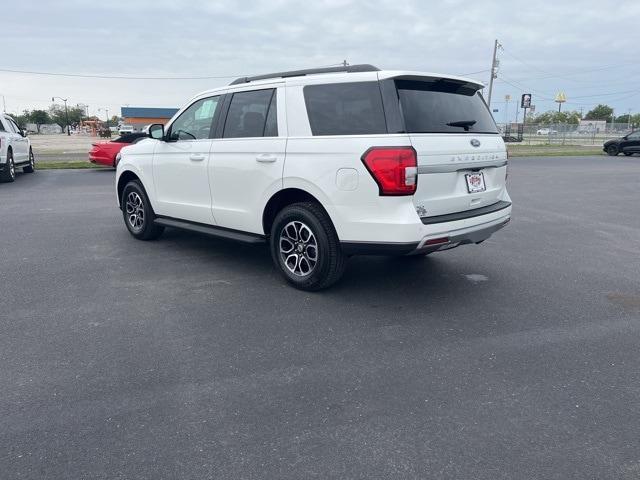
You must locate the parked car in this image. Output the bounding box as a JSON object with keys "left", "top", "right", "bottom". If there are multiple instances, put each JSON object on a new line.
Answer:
{"left": 118, "top": 125, "right": 135, "bottom": 135}
{"left": 0, "top": 114, "right": 35, "bottom": 182}
{"left": 603, "top": 131, "right": 640, "bottom": 156}
{"left": 536, "top": 128, "right": 558, "bottom": 135}
{"left": 115, "top": 64, "right": 512, "bottom": 290}
{"left": 89, "top": 132, "right": 148, "bottom": 167}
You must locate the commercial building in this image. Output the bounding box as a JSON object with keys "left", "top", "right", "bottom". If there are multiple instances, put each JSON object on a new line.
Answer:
{"left": 120, "top": 107, "right": 179, "bottom": 132}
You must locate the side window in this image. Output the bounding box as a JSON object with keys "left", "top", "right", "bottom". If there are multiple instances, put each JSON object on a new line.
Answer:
{"left": 628, "top": 131, "right": 640, "bottom": 140}
{"left": 169, "top": 96, "right": 219, "bottom": 141}
{"left": 303, "top": 82, "right": 387, "bottom": 136}
{"left": 0, "top": 119, "right": 6, "bottom": 132}
{"left": 223, "top": 89, "right": 275, "bottom": 138}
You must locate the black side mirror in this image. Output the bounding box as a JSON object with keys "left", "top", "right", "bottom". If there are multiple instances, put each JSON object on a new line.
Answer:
{"left": 148, "top": 123, "right": 165, "bottom": 140}
{"left": 20, "top": 129, "right": 27, "bottom": 137}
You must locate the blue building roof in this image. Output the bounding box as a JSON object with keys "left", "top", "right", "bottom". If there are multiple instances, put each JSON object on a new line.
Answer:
{"left": 121, "top": 107, "right": 179, "bottom": 119}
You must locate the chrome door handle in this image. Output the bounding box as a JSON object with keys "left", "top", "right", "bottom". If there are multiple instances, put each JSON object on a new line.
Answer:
{"left": 255, "top": 154, "right": 277, "bottom": 163}
{"left": 190, "top": 154, "right": 205, "bottom": 161}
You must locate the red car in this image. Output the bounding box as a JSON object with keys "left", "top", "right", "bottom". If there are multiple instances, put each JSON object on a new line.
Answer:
{"left": 89, "top": 133, "right": 148, "bottom": 167}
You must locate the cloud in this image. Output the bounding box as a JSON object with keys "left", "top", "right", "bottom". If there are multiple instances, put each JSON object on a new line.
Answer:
{"left": 2, "top": 0, "right": 639, "bottom": 118}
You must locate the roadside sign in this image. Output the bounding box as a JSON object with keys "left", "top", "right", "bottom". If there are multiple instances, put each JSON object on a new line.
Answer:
{"left": 529, "top": 105, "right": 536, "bottom": 113}
{"left": 521, "top": 93, "right": 532, "bottom": 109}
{"left": 493, "top": 109, "right": 499, "bottom": 113}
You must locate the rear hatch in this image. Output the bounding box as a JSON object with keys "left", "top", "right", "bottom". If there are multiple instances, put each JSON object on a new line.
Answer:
{"left": 392, "top": 77, "right": 508, "bottom": 219}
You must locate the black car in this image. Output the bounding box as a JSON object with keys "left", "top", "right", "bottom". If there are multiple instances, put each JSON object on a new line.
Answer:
{"left": 603, "top": 130, "right": 640, "bottom": 156}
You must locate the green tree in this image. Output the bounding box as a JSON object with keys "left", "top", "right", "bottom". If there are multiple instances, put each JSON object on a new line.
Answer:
{"left": 27, "top": 110, "right": 51, "bottom": 133}
{"left": 49, "top": 104, "right": 85, "bottom": 131}
{"left": 531, "top": 110, "right": 581, "bottom": 125}
{"left": 584, "top": 104, "right": 614, "bottom": 121}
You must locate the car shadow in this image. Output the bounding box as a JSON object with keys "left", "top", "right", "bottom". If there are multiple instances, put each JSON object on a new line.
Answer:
{"left": 154, "top": 227, "right": 479, "bottom": 302}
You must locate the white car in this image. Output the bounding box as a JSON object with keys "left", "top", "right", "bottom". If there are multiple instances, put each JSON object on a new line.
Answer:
{"left": 0, "top": 114, "right": 35, "bottom": 182}
{"left": 118, "top": 125, "right": 135, "bottom": 135}
{"left": 536, "top": 128, "right": 558, "bottom": 135}
{"left": 116, "top": 65, "right": 511, "bottom": 290}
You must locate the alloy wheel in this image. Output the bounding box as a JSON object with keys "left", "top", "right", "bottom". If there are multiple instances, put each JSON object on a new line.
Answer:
{"left": 9, "top": 158, "right": 15, "bottom": 179}
{"left": 125, "top": 192, "right": 145, "bottom": 231}
{"left": 279, "top": 221, "right": 318, "bottom": 276}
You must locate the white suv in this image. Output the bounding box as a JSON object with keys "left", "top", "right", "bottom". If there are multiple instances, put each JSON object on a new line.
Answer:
{"left": 116, "top": 65, "right": 511, "bottom": 290}
{"left": 0, "top": 114, "right": 35, "bottom": 182}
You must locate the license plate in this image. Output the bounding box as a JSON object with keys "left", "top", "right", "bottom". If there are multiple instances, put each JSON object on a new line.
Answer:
{"left": 465, "top": 172, "right": 486, "bottom": 193}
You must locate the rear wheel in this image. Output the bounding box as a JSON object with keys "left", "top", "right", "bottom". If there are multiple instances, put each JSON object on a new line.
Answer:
{"left": 270, "top": 202, "right": 346, "bottom": 291}
{"left": 607, "top": 145, "right": 619, "bottom": 156}
{"left": 23, "top": 148, "right": 35, "bottom": 173}
{"left": 121, "top": 180, "right": 165, "bottom": 240}
{"left": 624, "top": 152, "right": 633, "bottom": 156}
{"left": 0, "top": 150, "right": 16, "bottom": 183}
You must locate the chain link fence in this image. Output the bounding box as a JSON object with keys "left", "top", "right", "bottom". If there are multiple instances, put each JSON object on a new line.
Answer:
{"left": 497, "top": 122, "right": 635, "bottom": 146}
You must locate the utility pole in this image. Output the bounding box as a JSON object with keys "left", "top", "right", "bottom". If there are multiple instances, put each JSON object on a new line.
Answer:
{"left": 486, "top": 39, "right": 501, "bottom": 108}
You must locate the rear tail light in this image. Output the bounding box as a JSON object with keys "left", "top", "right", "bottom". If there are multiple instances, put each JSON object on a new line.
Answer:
{"left": 361, "top": 147, "right": 417, "bottom": 196}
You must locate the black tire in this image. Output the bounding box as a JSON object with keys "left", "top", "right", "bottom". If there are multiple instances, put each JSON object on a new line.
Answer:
{"left": 270, "top": 202, "right": 346, "bottom": 291}
{"left": 23, "top": 148, "right": 35, "bottom": 173}
{"left": 624, "top": 152, "right": 632, "bottom": 156}
{"left": 607, "top": 145, "right": 619, "bottom": 156}
{"left": 0, "top": 149, "right": 16, "bottom": 183}
{"left": 121, "top": 180, "right": 165, "bottom": 240}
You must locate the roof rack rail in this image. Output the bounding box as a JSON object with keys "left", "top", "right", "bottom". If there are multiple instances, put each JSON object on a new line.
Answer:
{"left": 229, "top": 64, "right": 380, "bottom": 86}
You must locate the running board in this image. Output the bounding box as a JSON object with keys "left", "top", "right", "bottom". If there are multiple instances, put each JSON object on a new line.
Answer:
{"left": 154, "top": 217, "right": 266, "bottom": 244}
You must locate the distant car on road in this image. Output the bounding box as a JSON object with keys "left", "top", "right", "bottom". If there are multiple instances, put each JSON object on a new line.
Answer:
{"left": 89, "top": 132, "right": 148, "bottom": 167}
{"left": 118, "top": 125, "right": 135, "bottom": 135}
{"left": 603, "top": 131, "right": 640, "bottom": 156}
{"left": 0, "top": 114, "right": 35, "bottom": 182}
{"left": 536, "top": 128, "right": 558, "bottom": 135}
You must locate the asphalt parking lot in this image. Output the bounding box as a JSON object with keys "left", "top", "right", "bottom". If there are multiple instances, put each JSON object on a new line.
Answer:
{"left": 2, "top": 156, "right": 639, "bottom": 479}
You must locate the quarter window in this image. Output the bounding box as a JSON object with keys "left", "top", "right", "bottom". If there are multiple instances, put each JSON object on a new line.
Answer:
{"left": 169, "top": 96, "right": 220, "bottom": 141}
{"left": 223, "top": 89, "right": 277, "bottom": 138}
{"left": 303, "top": 82, "right": 387, "bottom": 136}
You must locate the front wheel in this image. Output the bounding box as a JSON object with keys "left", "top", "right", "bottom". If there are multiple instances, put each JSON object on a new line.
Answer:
{"left": 270, "top": 202, "right": 346, "bottom": 291}
{"left": 121, "top": 180, "right": 165, "bottom": 240}
{"left": 23, "top": 148, "right": 35, "bottom": 173}
{"left": 607, "top": 145, "right": 619, "bottom": 156}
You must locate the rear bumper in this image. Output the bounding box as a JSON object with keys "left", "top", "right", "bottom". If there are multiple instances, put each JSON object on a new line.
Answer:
{"left": 341, "top": 202, "right": 512, "bottom": 255}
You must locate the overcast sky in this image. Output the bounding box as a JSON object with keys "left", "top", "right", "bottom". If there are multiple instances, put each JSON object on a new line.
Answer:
{"left": 2, "top": 0, "right": 639, "bottom": 122}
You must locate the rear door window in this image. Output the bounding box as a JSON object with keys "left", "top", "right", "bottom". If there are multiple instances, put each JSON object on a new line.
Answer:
{"left": 304, "top": 82, "right": 387, "bottom": 136}
{"left": 223, "top": 89, "right": 276, "bottom": 138}
{"left": 396, "top": 79, "right": 498, "bottom": 134}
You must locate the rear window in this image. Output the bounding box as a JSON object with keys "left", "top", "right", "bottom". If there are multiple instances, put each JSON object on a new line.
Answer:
{"left": 304, "top": 82, "right": 387, "bottom": 136}
{"left": 396, "top": 79, "right": 498, "bottom": 134}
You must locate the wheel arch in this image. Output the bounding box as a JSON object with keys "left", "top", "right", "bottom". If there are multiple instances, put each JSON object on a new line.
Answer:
{"left": 262, "top": 188, "right": 333, "bottom": 237}
{"left": 117, "top": 170, "right": 142, "bottom": 205}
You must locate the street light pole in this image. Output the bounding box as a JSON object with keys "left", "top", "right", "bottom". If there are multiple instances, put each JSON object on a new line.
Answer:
{"left": 52, "top": 96, "right": 70, "bottom": 135}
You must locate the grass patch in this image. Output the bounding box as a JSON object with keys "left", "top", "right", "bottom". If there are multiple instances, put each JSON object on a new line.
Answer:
{"left": 37, "top": 161, "right": 106, "bottom": 170}
{"left": 507, "top": 144, "right": 603, "bottom": 157}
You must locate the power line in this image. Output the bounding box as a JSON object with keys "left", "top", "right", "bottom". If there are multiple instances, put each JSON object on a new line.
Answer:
{"left": 0, "top": 67, "right": 242, "bottom": 80}
{"left": 0, "top": 62, "right": 350, "bottom": 81}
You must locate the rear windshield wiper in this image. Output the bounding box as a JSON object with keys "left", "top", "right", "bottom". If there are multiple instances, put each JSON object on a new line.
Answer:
{"left": 446, "top": 120, "right": 477, "bottom": 131}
